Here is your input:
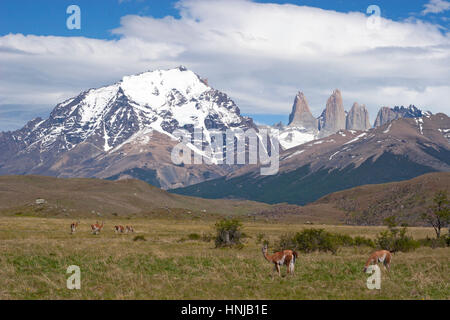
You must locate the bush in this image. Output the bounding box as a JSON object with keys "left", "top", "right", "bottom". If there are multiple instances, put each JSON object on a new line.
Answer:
{"left": 375, "top": 219, "right": 419, "bottom": 252}
{"left": 277, "top": 229, "right": 338, "bottom": 254}
{"left": 214, "top": 218, "right": 243, "bottom": 248}
{"left": 332, "top": 234, "right": 375, "bottom": 247}
{"left": 275, "top": 229, "right": 375, "bottom": 255}
{"left": 255, "top": 233, "right": 267, "bottom": 245}
{"left": 201, "top": 232, "right": 214, "bottom": 242}
{"left": 353, "top": 236, "right": 375, "bottom": 247}
{"left": 276, "top": 233, "right": 298, "bottom": 252}
{"left": 418, "top": 236, "right": 447, "bottom": 248}
{"left": 133, "top": 235, "right": 146, "bottom": 242}
{"left": 187, "top": 233, "right": 201, "bottom": 240}
{"left": 332, "top": 233, "right": 354, "bottom": 247}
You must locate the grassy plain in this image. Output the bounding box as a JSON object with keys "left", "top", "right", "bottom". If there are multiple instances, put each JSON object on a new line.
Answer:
{"left": 0, "top": 216, "right": 448, "bottom": 300}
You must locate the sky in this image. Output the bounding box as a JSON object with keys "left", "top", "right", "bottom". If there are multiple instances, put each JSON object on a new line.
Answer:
{"left": 0, "top": 0, "right": 449, "bottom": 130}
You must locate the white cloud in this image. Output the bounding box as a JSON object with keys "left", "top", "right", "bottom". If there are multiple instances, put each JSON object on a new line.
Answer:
{"left": 422, "top": 0, "right": 450, "bottom": 15}
{"left": 0, "top": 0, "right": 449, "bottom": 129}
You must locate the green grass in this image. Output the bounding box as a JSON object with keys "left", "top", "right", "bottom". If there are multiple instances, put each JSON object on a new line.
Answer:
{"left": 0, "top": 217, "right": 448, "bottom": 299}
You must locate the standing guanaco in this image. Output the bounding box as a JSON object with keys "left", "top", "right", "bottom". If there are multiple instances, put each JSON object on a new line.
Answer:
{"left": 125, "top": 225, "right": 134, "bottom": 233}
{"left": 363, "top": 250, "right": 392, "bottom": 272}
{"left": 70, "top": 221, "right": 79, "bottom": 234}
{"left": 114, "top": 225, "right": 125, "bottom": 233}
{"left": 91, "top": 221, "right": 104, "bottom": 235}
{"left": 262, "top": 244, "right": 298, "bottom": 276}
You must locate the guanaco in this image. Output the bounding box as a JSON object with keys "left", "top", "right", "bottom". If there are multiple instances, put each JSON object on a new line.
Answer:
{"left": 70, "top": 220, "right": 80, "bottom": 234}
{"left": 125, "top": 225, "right": 134, "bottom": 233}
{"left": 262, "top": 244, "right": 298, "bottom": 276}
{"left": 114, "top": 225, "right": 125, "bottom": 233}
{"left": 91, "top": 221, "right": 104, "bottom": 235}
{"left": 363, "top": 250, "right": 392, "bottom": 272}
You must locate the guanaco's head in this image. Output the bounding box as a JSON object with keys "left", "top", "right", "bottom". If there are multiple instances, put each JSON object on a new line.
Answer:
{"left": 262, "top": 244, "right": 268, "bottom": 254}
{"left": 363, "top": 260, "right": 372, "bottom": 273}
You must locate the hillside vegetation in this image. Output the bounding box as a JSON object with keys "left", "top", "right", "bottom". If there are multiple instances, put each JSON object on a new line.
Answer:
{"left": 313, "top": 172, "right": 450, "bottom": 225}
{"left": 0, "top": 175, "right": 270, "bottom": 217}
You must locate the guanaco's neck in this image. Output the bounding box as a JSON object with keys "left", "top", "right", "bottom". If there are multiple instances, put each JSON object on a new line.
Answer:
{"left": 262, "top": 248, "right": 272, "bottom": 262}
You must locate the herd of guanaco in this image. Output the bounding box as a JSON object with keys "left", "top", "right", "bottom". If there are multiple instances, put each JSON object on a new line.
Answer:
{"left": 69, "top": 221, "right": 134, "bottom": 235}
{"left": 262, "top": 244, "right": 392, "bottom": 277}
{"left": 71, "top": 220, "right": 391, "bottom": 277}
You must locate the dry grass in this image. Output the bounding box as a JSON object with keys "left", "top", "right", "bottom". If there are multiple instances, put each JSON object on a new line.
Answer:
{"left": 0, "top": 217, "right": 448, "bottom": 300}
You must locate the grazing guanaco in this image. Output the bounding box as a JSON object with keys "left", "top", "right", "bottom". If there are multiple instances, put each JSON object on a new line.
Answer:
{"left": 114, "top": 225, "right": 125, "bottom": 233}
{"left": 262, "top": 244, "right": 298, "bottom": 276}
{"left": 70, "top": 220, "right": 80, "bottom": 234}
{"left": 125, "top": 225, "right": 134, "bottom": 233}
{"left": 363, "top": 250, "right": 392, "bottom": 273}
{"left": 91, "top": 221, "right": 104, "bottom": 235}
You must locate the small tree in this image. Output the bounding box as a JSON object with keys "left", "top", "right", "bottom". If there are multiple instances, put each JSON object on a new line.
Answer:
{"left": 422, "top": 190, "right": 449, "bottom": 239}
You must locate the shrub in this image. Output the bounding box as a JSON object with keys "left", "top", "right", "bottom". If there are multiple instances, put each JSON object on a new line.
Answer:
{"left": 201, "top": 233, "right": 214, "bottom": 242}
{"left": 275, "top": 229, "right": 375, "bottom": 254}
{"left": 276, "top": 232, "right": 298, "bottom": 252}
{"left": 332, "top": 233, "right": 354, "bottom": 247}
{"left": 418, "top": 236, "right": 447, "bottom": 248}
{"left": 187, "top": 233, "right": 201, "bottom": 241}
{"left": 353, "top": 236, "right": 375, "bottom": 247}
{"left": 332, "top": 234, "right": 375, "bottom": 247}
{"left": 255, "top": 232, "right": 268, "bottom": 245}
{"left": 277, "top": 229, "right": 338, "bottom": 254}
{"left": 133, "top": 235, "right": 146, "bottom": 242}
{"left": 214, "top": 218, "right": 243, "bottom": 248}
{"left": 375, "top": 218, "right": 419, "bottom": 252}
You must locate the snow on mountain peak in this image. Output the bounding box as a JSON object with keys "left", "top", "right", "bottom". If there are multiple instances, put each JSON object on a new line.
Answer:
{"left": 120, "top": 67, "right": 209, "bottom": 107}
{"left": 17, "top": 67, "right": 253, "bottom": 155}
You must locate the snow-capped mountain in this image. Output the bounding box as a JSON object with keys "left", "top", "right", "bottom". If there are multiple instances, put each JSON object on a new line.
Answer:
{"left": 0, "top": 66, "right": 256, "bottom": 189}
{"left": 173, "top": 112, "right": 450, "bottom": 205}
{"left": 271, "top": 91, "right": 430, "bottom": 151}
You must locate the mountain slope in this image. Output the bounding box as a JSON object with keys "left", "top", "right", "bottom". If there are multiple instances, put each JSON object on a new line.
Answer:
{"left": 0, "top": 67, "right": 256, "bottom": 189}
{"left": 172, "top": 113, "right": 450, "bottom": 205}
{"left": 0, "top": 175, "right": 270, "bottom": 217}
{"left": 312, "top": 172, "right": 450, "bottom": 225}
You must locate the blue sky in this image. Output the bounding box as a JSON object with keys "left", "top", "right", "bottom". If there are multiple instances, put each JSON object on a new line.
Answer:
{"left": 1, "top": 0, "right": 447, "bottom": 39}
{"left": 0, "top": 0, "right": 449, "bottom": 130}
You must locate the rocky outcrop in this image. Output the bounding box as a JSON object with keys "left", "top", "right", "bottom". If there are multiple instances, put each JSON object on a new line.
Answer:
{"left": 374, "top": 107, "right": 398, "bottom": 127}
{"left": 374, "top": 105, "right": 423, "bottom": 127}
{"left": 346, "top": 103, "right": 371, "bottom": 131}
{"left": 318, "top": 89, "right": 346, "bottom": 134}
{"left": 393, "top": 105, "right": 423, "bottom": 119}
{"left": 288, "top": 92, "right": 318, "bottom": 131}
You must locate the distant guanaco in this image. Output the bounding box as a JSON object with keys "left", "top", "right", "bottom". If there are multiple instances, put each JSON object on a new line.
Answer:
{"left": 91, "top": 221, "right": 104, "bottom": 235}
{"left": 114, "top": 225, "right": 125, "bottom": 233}
{"left": 262, "top": 244, "right": 298, "bottom": 276}
{"left": 70, "top": 221, "right": 79, "bottom": 234}
{"left": 125, "top": 225, "right": 134, "bottom": 233}
{"left": 363, "top": 250, "right": 392, "bottom": 273}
